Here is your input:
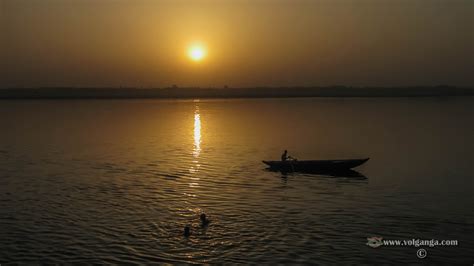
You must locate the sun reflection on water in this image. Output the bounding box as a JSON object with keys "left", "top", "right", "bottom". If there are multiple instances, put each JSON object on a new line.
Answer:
{"left": 188, "top": 104, "right": 202, "bottom": 183}
{"left": 193, "top": 106, "right": 201, "bottom": 158}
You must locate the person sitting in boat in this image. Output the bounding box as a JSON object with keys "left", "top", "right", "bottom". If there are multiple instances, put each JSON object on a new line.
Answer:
{"left": 281, "top": 150, "right": 296, "bottom": 161}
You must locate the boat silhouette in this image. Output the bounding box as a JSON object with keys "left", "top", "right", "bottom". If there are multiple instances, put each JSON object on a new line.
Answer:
{"left": 262, "top": 158, "right": 369, "bottom": 175}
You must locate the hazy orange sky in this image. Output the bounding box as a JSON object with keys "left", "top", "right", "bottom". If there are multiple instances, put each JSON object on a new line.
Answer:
{"left": 1, "top": 0, "right": 473, "bottom": 88}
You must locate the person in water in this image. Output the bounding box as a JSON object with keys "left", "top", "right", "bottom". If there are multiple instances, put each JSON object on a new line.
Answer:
{"left": 281, "top": 150, "right": 288, "bottom": 161}
{"left": 200, "top": 213, "right": 210, "bottom": 227}
{"left": 184, "top": 225, "right": 191, "bottom": 237}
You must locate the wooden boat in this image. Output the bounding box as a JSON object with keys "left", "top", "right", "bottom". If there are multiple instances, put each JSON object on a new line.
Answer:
{"left": 262, "top": 158, "right": 369, "bottom": 172}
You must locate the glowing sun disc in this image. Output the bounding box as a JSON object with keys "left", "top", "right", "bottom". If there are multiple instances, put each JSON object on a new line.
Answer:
{"left": 188, "top": 45, "right": 206, "bottom": 61}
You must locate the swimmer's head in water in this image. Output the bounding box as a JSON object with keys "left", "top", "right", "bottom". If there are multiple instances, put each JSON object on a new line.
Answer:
{"left": 184, "top": 225, "right": 191, "bottom": 237}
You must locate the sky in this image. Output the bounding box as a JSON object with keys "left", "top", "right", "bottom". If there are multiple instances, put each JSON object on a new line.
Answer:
{"left": 1, "top": 0, "right": 473, "bottom": 88}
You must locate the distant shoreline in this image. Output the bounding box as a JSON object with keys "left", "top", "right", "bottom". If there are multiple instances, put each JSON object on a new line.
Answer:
{"left": 0, "top": 86, "right": 472, "bottom": 99}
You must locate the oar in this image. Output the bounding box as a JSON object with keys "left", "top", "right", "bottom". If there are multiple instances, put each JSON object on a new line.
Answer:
{"left": 289, "top": 156, "right": 297, "bottom": 172}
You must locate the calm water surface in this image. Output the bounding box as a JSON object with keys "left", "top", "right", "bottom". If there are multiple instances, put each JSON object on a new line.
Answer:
{"left": 0, "top": 97, "right": 473, "bottom": 264}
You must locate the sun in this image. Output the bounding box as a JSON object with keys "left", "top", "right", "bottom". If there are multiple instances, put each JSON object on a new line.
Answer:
{"left": 188, "top": 45, "right": 206, "bottom": 62}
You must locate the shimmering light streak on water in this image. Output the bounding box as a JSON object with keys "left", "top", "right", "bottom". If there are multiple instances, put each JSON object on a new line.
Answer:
{"left": 193, "top": 105, "right": 201, "bottom": 158}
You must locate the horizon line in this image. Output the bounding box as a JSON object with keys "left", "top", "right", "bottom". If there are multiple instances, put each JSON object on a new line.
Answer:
{"left": 1, "top": 85, "right": 473, "bottom": 90}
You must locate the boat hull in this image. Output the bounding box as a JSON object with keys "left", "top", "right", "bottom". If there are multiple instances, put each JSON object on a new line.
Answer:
{"left": 262, "top": 158, "right": 369, "bottom": 173}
